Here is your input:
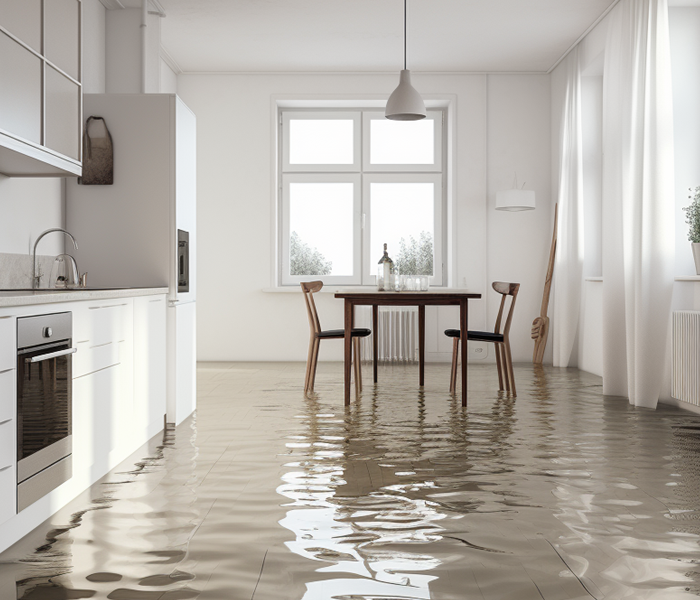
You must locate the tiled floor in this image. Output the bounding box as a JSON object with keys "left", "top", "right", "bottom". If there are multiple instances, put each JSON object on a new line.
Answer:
{"left": 1, "top": 361, "right": 700, "bottom": 599}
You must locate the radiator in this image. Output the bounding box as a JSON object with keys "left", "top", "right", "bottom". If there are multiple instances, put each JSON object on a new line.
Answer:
{"left": 356, "top": 306, "right": 418, "bottom": 363}
{"left": 672, "top": 310, "right": 700, "bottom": 407}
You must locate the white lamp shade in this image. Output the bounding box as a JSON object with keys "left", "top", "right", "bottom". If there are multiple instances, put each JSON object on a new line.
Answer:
{"left": 385, "top": 70, "right": 426, "bottom": 121}
{"left": 495, "top": 189, "right": 536, "bottom": 211}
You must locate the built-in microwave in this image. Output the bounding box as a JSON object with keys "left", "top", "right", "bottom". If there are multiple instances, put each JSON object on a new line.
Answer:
{"left": 178, "top": 229, "right": 189, "bottom": 293}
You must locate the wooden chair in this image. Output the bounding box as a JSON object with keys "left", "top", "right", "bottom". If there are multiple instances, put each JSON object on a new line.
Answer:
{"left": 444, "top": 282, "right": 520, "bottom": 396}
{"left": 301, "top": 281, "right": 371, "bottom": 396}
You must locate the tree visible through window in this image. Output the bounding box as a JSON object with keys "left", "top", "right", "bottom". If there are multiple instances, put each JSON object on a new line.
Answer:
{"left": 395, "top": 231, "right": 434, "bottom": 276}
{"left": 289, "top": 231, "right": 332, "bottom": 276}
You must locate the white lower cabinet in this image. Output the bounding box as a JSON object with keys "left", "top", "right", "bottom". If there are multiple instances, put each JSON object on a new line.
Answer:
{"left": 0, "top": 292, "right": 167, "bottom": 553}
{"left": 134, "top": 296, "right": 167, "bottom": 437}
{"left": 0, "top": 314, "right": 16, "bottom": 527}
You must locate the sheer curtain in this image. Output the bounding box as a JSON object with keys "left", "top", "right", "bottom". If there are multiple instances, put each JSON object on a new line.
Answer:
{"left": 601, "top": 0, "right": 675, "bottom": 408}
{"left": 553, "top": 46, "right": 584, "bottom": 368}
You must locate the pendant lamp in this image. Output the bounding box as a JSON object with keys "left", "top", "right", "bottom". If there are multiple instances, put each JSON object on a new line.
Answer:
{"left": 495, "top": 174, "right": 536, "bottom": 211}
{"left": 385, "top": 0, "right": 426, "bottom": 121}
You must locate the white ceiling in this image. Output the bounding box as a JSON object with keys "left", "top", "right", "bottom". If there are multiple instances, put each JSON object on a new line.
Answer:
{"left": 147, "top": 0, "right": 620, "bottom": 73}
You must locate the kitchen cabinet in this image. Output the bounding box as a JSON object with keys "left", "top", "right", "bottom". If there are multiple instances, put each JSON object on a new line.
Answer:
{"left": 0, "top": 314, "right": 16, "bottom": 527}
{"left": 0, "top": 0, "right": 82, "bottom": 177}
{"left": 0, "top": 290, "right": 167, "bottom": 554}
{"left": 134, "top": 296, "right": 167, "bottom": 438}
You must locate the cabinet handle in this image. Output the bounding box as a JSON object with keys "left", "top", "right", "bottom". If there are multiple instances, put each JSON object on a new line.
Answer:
{"left": 0, "top": 368, "right": 13, "bottom": 374}
{"left": 0, "top": 465, "right": 11, "bottom": 472}
{"left": 0, "top": 418, "right": 11, "bottom": 425}
{"left": 89, "top": 303, "right": 128, "bottom": 310}
{"left": 26, "top": 347, "right": 78, "bottom": 363}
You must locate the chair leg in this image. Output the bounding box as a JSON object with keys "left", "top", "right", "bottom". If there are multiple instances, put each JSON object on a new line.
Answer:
{"left": 499, "top": 344, "right": 511, "bottom": 393}
{"left": 304, "top": 336, "right": 315, "bottom": 394}
{"left": 495, "top": 342, "right": 504, "bottom": 391}
{"left": 309, "top": 338, "right": 321, "bottom": 392}
{"left": 353, "top": 337, "right": 362, "bottom": 393}
{"left": 504, "top": 340, "right": 516, "bottom": 396}
{"left": 450, "top": 338, "right": 459, "bottom": 394}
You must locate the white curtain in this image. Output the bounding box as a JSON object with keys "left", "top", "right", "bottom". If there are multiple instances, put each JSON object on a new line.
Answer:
{"left": 553, "top": 46, "right": 584, "bottom": 368}
{"left": 601, "top": 0, "right": 675, "bottom": 408}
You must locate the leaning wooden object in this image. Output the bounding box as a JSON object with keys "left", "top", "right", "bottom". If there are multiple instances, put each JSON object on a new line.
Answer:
{"left": 531, "top": 203, "right": 558, "bottom": 364}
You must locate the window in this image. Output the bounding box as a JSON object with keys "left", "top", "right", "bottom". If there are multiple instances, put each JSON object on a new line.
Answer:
{"left": 279, "top": 109, "right": 445, "bottom": 286}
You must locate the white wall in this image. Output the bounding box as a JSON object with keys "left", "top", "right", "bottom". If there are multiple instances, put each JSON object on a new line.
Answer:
{"left": 82, "top": 0, "right": 106, "bottom": 94}
{"left": 0, "top": 177, "right": 64, "bottom": 255}
{"left": 105, "top": 8, "right": 161, "bottom": 93}
{"left": 177, "top": 72, "right": 552, "bottom": 363}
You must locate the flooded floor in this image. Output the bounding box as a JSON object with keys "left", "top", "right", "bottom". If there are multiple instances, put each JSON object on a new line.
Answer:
{"left": 1, "top": 362, "right": 700, "bottom": 599}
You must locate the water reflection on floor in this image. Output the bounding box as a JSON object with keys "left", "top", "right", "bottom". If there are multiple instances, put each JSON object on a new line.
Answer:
{"left": 1, "top": 362, "right": 700, "bottom": 599}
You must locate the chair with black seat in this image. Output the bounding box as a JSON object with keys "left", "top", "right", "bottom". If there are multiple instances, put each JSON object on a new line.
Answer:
{"left": 445, "top": 282, "right": 520, "bottom": 396}
{"left": 301, "top": 281, "right": 371, "bottom": 396}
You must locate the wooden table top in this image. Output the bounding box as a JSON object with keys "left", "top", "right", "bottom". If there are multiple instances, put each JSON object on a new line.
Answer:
{"left": 334, "top": 289, "right": 481, "bottom": 302}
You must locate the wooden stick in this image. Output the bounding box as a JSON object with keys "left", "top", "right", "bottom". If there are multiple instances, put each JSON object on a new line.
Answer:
{"left": 531, "top": 203, "right": 558, "bottom": 364}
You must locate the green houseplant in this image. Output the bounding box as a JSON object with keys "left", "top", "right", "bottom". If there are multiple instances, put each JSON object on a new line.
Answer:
{"left": 683, "top": 186, "right": 700, "bottom": 275}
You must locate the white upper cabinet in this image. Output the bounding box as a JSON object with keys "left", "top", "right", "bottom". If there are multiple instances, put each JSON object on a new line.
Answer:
{"left": 0, "top": 0, "right": 82, "bottom": 176}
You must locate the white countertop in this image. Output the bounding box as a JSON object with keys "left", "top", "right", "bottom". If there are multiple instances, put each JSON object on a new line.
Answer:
{"left": 0, "top": 287, "right": 169, "bottom": 307}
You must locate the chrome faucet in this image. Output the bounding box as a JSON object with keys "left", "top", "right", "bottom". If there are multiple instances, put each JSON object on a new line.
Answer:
{"left": 32, "top": 228, "right": 79, "bottom": 289}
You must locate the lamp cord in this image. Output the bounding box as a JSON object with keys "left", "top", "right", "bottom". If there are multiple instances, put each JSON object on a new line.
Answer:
{"left": 404, "top": 0, "right": 407, "bottom": 70}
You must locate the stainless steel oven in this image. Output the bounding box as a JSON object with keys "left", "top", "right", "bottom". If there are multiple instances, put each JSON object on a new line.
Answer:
{"left": 178, "top": 229, "right": 189, "bottom": 293}
{"left": 16, "top": 312, "right": 76, "bottom": 511}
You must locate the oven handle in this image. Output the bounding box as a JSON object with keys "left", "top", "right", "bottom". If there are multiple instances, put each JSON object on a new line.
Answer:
{"left": 25, "top": 347, "right": 78, "bottom": 363}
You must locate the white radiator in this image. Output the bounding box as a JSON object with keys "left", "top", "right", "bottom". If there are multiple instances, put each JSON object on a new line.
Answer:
{"left": 672, "top": 310, "right": 700, "bottom": 407}
{"left": 356, "top": 306, "right": 418, "bottom": 363}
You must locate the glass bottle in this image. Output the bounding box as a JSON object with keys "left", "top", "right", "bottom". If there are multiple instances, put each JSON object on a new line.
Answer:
{"left": 377, "top": 243, "right": 395, "bottom": 291}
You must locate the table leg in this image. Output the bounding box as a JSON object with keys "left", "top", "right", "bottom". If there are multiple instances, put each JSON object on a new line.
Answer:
{"left": 344, "top": 299, "right": 354, "bottom": 406}
{"left": 372, "top": 304, "right": 378, "bottom": 383}
{"left": 419, "top": 304, "right": 425, "bottom": 387}
{"left": 460, "top": 298, "right": 468, "bottom": 407}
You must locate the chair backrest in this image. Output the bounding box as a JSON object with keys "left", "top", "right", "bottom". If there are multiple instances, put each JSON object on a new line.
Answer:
{"left": 300, "top": 281, "right": 323, "bottom": 336}
{"left": 492, "top": 282, "right": 520, "bottom": 338}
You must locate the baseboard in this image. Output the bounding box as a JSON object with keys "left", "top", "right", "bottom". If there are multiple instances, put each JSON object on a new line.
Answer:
{"left": 658, "top": 397, "right": 700, "bottom": 416}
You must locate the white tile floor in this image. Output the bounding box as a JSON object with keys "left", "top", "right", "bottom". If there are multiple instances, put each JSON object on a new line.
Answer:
{"left": 1, "top": 361, "right": 700, "bottom": 599}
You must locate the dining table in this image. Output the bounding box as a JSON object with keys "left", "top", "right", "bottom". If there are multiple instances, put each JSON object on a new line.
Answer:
{"left": 334, "top": 289, "right": 482, "bottom": 407}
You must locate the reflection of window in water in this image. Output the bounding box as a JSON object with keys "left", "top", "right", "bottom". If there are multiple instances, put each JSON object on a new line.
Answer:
{"left": 276, "top": 398, "right": 448, "bottom": 599}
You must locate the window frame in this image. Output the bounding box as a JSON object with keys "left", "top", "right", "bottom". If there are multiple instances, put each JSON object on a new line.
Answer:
{"left": 280, "top": 173, "right": 362, "bottom": 286}
{"left": 278, "top": 107, "right": 446, "bottom": 287}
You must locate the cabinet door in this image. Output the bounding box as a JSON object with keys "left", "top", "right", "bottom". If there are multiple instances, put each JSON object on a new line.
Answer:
{"left": 134, "top": 297, "right": 166, "bottom": 437}
{"left": 45, "top": 65, "right": 81, "bottom": 160}
{"left": 0, "top": 31, "right": 41, "bottom": 144}
{"left": 0, "top": 0, "right": 41, "bottom": 52}
{"left": 44, "top": 0, "right": 80, "bottom": 82}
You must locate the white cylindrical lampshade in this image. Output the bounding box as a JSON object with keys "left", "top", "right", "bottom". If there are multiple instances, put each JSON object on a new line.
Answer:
{"left": 495, "top": 189, "right": 536, "bottom": 211}
{"left": 385, "top": 70, "right": 426, "bottom": 121}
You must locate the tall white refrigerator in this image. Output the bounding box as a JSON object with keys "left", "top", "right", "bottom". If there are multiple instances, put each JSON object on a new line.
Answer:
{"left": 66, "top": 94, "right": 196, "bottom": 426}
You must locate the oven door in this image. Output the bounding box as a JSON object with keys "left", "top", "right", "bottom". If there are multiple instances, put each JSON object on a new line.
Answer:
{"left": 16, "top": 340, "right": 75, "bottom": 485}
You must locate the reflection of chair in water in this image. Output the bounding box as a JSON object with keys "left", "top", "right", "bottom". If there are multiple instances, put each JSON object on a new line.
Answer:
{"left": 301, "top": 281, "right": 371, "bottom": 396}
{"left": 444, "top": 282, "right": 520, "bottom": 396}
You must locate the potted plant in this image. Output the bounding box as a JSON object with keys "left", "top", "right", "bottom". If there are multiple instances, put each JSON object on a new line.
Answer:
{"left": 684, "top": 186, "right": 700, "bottom": 275}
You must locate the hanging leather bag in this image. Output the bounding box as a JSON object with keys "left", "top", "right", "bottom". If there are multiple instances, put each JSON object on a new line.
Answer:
{"left": 79, "top": 116, "right": 114, "bottom": 185}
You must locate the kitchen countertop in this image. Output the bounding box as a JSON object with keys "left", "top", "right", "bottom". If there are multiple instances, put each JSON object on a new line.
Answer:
{"left": 0, "top": 287, "right": 169, "bottom": 307}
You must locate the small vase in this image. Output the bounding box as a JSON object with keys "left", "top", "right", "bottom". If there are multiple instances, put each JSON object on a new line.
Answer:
{"left": 693, "top": 243, "right": 700, "bottom": 275}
